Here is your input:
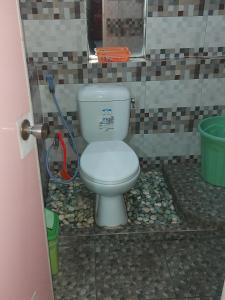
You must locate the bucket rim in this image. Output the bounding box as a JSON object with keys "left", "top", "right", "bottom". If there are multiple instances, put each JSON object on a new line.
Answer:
{"left": 198, "top": 116, "right": 225, "bottom": 143}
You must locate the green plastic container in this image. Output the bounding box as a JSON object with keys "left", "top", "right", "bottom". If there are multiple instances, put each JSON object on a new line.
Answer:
{"left": 198, "top": 116, "right": 225, "bottom": 187}
{"left": 47, "top": 211, "right": 59, "bottom": 275}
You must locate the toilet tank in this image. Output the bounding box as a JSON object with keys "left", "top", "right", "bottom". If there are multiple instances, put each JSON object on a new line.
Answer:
{"left": 78, "top": 84, "right": 131, "bottom": 143}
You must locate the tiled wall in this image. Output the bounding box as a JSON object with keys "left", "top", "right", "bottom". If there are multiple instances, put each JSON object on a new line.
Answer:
{"left": 20, "top": 0, "right": 225, "bottom": 168}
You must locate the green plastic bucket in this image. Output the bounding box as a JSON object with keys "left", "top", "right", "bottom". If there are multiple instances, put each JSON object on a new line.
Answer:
{"left": 47, "top": 211, "right": 59, "bottom": 275}
{"left": 198, "top": 116, "right": 225, "bottom": 187}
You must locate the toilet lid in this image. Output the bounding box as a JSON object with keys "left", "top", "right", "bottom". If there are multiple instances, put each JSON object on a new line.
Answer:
{"left": 80, "top": 141, "right": 139, "bottom": 184}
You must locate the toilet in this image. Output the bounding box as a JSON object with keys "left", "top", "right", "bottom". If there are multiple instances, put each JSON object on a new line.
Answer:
{"left": 78, "top": 84, "right": 140, "bottom": 227}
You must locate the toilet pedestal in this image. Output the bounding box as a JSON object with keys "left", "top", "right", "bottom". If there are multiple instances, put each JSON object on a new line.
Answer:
{"left": 95, "top": 194, "right": 128, "bottom": 227}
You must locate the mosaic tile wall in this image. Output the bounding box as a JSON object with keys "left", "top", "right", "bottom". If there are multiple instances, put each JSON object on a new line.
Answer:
{"left": 106, "top": 18, "right": 144, "bottom": 37}
{"left": 19, "top": 0, "right": 225, "bottom": 168}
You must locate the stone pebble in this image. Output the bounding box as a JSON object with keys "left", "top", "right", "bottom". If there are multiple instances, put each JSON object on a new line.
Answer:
{"left": 46, "top": 179, "right": 94, "bottom": 229}
{"left": 46, "top": 170, "right": 180, "bottom": 229}
{"left": 126, "top": 170, "right": 180, "bottom": 225}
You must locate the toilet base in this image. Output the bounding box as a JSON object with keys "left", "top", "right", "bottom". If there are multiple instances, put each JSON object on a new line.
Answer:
{"left": 95, "top": 194, "right": 128, "bottom": 227}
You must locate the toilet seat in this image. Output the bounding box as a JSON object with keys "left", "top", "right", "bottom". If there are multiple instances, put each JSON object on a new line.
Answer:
{"left": 80, "top": 140, "right": 139, "bottom": 185}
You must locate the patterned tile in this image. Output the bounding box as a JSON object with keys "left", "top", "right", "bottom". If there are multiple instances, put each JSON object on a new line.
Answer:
{"left": 146, "top": 57, "right": 225, "bottom": 81}
{"left": 43, "top": 103, "right": 225, "bottom": 167}
{"left": 147, "top": 0, "right": 225, "bottom": 17}
{"left": 27, "top": 51, "right": 88, "bottom": 64}
{"left": 22, "top": 19, "right": 87, "bottom": 53}
{"left": 34, "top": 57, "right": 225, "bottom": 85}
{"left": 205, "top": 0, "right": 225, "bottom": 15}
{"left": 49, "top": 154, "right": 201, "bottom": 175}
{"left": 28, "top": 47, "right": 225, "bottom": 64}
{"left": 106, "top": 18, "right": 144, "bottom": 37}
{"left": 43, "top": 100, "right": 225, "bottom": 170}
{"left": 129, "top": 105, "right": 225, "bottom": 134}
{"left": 146, "top": 17, "right": 207, "bottom": 51}
{"left": 146, "top": 46, "right": 225, "bottom": 60}
{"left": 43, "top": 111, "right": 80, "bottom": 138}
{"left": 148, "top": 0, "right": 206, "bottom": 17}
{"left": 36, "top": 60, "right": 147, "bottom": 84}
{"left": 139, "top": 155, "right": 200, "bottom": 168}
{"left": 199, "top": 57, "right": 225, "bottom": 79}
{"left": 44, "top": 105, "right": 221, "bottom": 137}
{"left": 19, "top": 0, "right": 86, "bottom": 20}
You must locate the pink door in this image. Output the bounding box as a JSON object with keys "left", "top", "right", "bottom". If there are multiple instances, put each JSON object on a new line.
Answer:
{"left": 0, "top": 2, "right": 53, "bottom": 300}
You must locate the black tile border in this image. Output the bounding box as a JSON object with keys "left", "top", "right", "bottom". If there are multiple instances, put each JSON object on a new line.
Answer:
{"left": 148, "top": 0, "right": 225, "bottom": 17}
{"left": 43, "top": 105, "right": 225, "bottom": 137}
{"left": 19, "top": 0, "right": 225, "bottom": 20}
{"left": 28, "top": 47, "right": 225, "bottom": 64}
{"left": 49, "top": 155, "right": 201, "bottom": 173}
{"left": 146, "top": 47, "right": 225, "bottom": 60}
{"left": 34, "top": 56, "right": 225, "bottom": 84}
{"left": 129, "top": 105, "right": 225, "bottom": 134}
{"left": 19, "top": 0, "right": 86, "bottom": 20}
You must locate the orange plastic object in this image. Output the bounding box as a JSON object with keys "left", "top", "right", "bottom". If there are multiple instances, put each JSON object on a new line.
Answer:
{"left": 56, "top": 132, "right": 72, "bottom": 180}
{"left": 96, "top": 47, "right": 131, "bottom": 63}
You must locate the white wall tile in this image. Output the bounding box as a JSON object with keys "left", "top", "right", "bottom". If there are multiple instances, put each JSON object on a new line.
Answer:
{"left": 201, "top": 78, "right": 225, "bottom": 106}
{"left": 146, "top": 17, "right": 207, "bottom": 50}
{"left": 122, "top": 82, "right": 146, "bottom": 109}
{"left": 205, "top": 16, "right": 225, "bottom": 47}
{"left": 39, "top": 84, "right": 83, "bottom": 113}
{"left": 40, "top": 82, "right": 147, "bottom": 113}
{"left": 23, "top": 19, "right": 87, "bottom": 53}
{"left": 127, "top": 133, "right": 200, "bottom": 158}
{"left": 145, "top": 79, "right": 202, "bottom": 109}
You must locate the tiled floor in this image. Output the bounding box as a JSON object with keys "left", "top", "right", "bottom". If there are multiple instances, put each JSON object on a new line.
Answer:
{"left": 53, "top": 232, "right": 225, "bottom": 300}
{"left": 51, "top": 163, "right": 225, "bottom": 299}
{"left": 164, "top": 163, "right": 225, "bottom": 229}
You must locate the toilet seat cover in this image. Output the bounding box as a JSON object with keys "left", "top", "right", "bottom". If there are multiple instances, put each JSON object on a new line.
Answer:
{"left": 81, "top": 141, "right": 139, "bottom": 184}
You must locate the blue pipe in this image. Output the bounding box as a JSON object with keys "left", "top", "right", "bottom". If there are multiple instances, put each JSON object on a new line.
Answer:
{"left": 45, "top": 74, "right": 80, "bottom": 184}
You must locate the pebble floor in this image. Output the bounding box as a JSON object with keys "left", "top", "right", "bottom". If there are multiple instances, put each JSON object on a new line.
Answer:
{"left": 48, "top": 166, "right": 225, "bottom": 299}
{"left": 46, "top": 170, "right": 180, "bottom": 230}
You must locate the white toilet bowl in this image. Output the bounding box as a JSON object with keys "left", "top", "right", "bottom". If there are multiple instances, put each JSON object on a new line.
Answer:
{"left": 80, "top": 140, "right": 140, "bottom": 227}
